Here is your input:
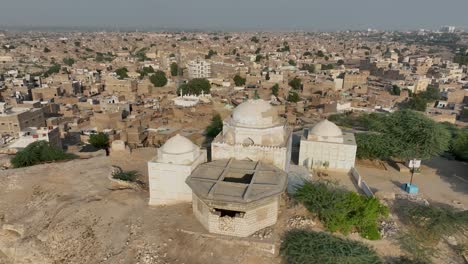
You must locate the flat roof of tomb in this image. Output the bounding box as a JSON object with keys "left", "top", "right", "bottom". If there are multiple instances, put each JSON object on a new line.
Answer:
{"left": 186, "top": 159, "right": 287, "bottom": 204}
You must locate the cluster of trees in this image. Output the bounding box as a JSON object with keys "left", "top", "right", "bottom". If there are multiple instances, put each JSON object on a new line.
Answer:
{"left": 62, "top": 57, "right": 75, "bottom": 66}
{"left": 233, "top": 74, "right": 246, "bottom": 86}
{"left": 205, "top": 49, "right": 217, "bottom": 59}
{"left": 441, "top": 122, "right": 468, "bottom": 161}
{"left": 43, "top": 64, "right": 61, "bottom": 77}
{"left": 11, "top": 141, "right": 76, "bottom": 168}
{"left": 170, "top": 62, "right": 179, "bottom": 77}
{"left": 178, "top": 78, "right": 211, "bottom": 95}
{"left": 96, "top": 52, "right": 115, "bottom": 62}
{"left": 205, "top": 114, "right": 223, "bottom": 138}
{"left": 454, "top": 54, "right": 468, "bottom": 66}
{"left": 300, "top": 64, "right": 316, "bottom": 73}
{"left": 287, "top": 91, "right": 300, "bottom": 102}
{"left": 288, "top": 77, "right": 302, "bottom": 90}
{"left": 114, "top": 67, "right": 129, "bottom": 79}
{"left": 149, "top": 70, "right": 168, "bottom": 87}
{"left": 330, "top": 110, "right": 451, "bottom": 161}
{"left": 137, "top": 66, "right": 155, "bottom": 79}
{"left": 271, "top": 83, "right": 279, "bottom": 97}
{"left": 405, "top": 85, "right": 440, "bottom": 111}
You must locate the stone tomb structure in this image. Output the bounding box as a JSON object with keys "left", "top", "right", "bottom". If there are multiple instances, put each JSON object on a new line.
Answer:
{"left": 186, "top": 159, "right": 287, "bottom": 237}
{"left": 148, "top": 134, "right": 207, "bottom": 205}
{"left": 299, "top": 119, "right": 357, "bottom": 171}
{"left": 211, "top": 99, "right": 292, "bottom": 172}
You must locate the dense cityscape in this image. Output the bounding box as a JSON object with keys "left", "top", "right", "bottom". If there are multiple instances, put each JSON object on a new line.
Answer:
{"left": 0, "top": 25, "right": 468, "bottom": 264}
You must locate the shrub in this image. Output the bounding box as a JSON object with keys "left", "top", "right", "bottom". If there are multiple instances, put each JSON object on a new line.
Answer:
{"left": 294, "top": 181, "right": 388, "bottom": 240}
{"left": 281, "top": 230, "right": 383, "bottom": 264}
{"left": 112, "top": 170, "right": 138, "bottom": 182}
{"left": 89, "top": 132, "right": 109, "bottom": 149}
{"left": 205, "top": 114, "right": 223, "bottom": 138}
{"left": 149, "top": 70, "right": 168, "bottom": 87}
{"left": 11, "top": 141, "right": 75, "bottom": 168}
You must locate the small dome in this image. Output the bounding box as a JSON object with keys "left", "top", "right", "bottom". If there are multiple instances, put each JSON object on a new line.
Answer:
{"left": 310, "top": 119, "right": 342, "bottom": 137}
{"left": 161, "top": 134, "right": 197, "bottom": 154}
{"left": 232, "top": 99, "right": 278, "bottom": 128}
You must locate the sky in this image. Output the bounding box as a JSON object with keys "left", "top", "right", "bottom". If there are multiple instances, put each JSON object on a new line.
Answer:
{"left": 1, "top": 0, "right": 468, "bottom": 31}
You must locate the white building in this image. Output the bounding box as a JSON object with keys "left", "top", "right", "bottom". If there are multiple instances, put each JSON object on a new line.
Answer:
{"left": 299, "top": 120, "right": 357, "bottom": 171}
{"left": 8, "top": 126, "right": 61, "bottom": 149}
{"left": 148, "top": 134, "right": 206, "bottom": 205}
{"left": 211, "top": 99, "right": 292, "bottom": 171}
{"left": 187, "top": 58, "right": 211, "bottom": 79}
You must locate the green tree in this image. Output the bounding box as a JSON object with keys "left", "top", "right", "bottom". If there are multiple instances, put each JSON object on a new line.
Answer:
{"left": 287, "top": 91, "right": 300, "bottom": 102}
{"left": 89, "top": 132, "right": 109, "bottom": 149}
{"left": 137, "top": 66, "right": 155, "bottom": 79}
{"left": 115, "top": 67, "right": 129, "bottom": 79}
{"left": 406, "top": 96, "right": 428, "bottom": 111}
{"left": 178, "top": 78, "right": 211, "bottom": 95}
{"left": 250, "top": 36, "right": 259, "bottom": 43}
{"left": 62, "top": 57, "right": 75, "bottom": 66}
{"left": 205, "top": 49, "right": 217, "bottom": 59}
{"left": 452, "top": 131, "right": 468, "bottom": 160}
{"left": 271, "top": 83, "right": 279, "bottom": 97}
{"left": 316, "top": 50, "right": 325, "bottom": 57}
{"left": 43, "top": 47, "right": 51, "bottom": 53}
{"left": 170, "top": 62, "right": 178, "bottom": 77}
{"left": 150, "top": 70, "right": 168, "bottom": 87}
{"left": 303, "top": 51, "right": 312, "bottom": 56}
{"left": 288, "top": 77, "right": 302, "bottom": 90}
{"left": 337, "top": 59, "right": 345, "bottom": 65}
{"left": 288, "top": 59, "right": 296, "bottom": 66}
{"left": 301, "top": 64, "right": 316, "bottom": 73}
{"left": 11, "top": 141, "right": 75, "bottom": 168}
{"left": 255, "top": 54, "right": 263, "bottom": 62}
{"left": 205, "top": 114, "right": 223, "bottom": 138}
{"left": 233, "top": 75, "right": 246, "bottom": 86}
{"left": 390, "top": 85, "right": 401, "bottom": 96}
{"left": 421, "top": 85, "right": 440, "bottom": 101}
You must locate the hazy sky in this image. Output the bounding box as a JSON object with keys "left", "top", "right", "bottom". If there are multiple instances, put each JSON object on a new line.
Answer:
{"left": 1, "top": 0, "right": 467, "bottom": 31}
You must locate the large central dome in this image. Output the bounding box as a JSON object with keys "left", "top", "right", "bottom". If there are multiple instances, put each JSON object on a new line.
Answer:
{"left": 231, "top": 99, "right": 279, "bottom": 128}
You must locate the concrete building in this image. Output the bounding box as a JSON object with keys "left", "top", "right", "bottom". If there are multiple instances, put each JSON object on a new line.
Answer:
{"left": 211, "top": 99, "right": 292, "bottom": 172}
{"left": 148, "top": 134, "right": 206, "bottom": 205}
{"left": 187, "top": 58, "right": 211, "bottom": 79}
{"left": 8, "top": 126, "right": 61, "bottom": 149}
{"left": 299, "top": 119, "right": 357, "bottom": 171}
{"left": 186, "top": 159, "right": 287, "bottom": 237}
{"left": 0, "top": 103, "right": 45, "bottom": 136}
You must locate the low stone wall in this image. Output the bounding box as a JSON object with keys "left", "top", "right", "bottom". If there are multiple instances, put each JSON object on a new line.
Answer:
{"left": 350, "top": 167, "right": 374, "bottom": 197}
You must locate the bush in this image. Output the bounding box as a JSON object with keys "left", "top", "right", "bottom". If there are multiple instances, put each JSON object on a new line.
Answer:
{"left": 288, "top": 77, "right": 302, "bottom": 90}
{"left": 89, "top": 132, "right": 109, "bottom": 149}
{"left": 281, "top": 230, "right": 383, "bottom": 264}
{"left": 149, "top": 70, "right": 168, "bottom": 87}
{"left": 205, "top": 113, "right": 223, "bottom": 138}
{"left": 11, "top": 141, "right": 75, "bottom": 168}
{"left": 178, "top": 78, "right": 211, "bottom": 96}
{"left": 397, "top": 203, "right": 468, "bottom": 245}
{"left": 112, "top": 170, "right": 138, "bottom": 182}
{"left": 233, "top": 75, "right": 246, "bottom": 86}
{"left": 294, "top": 181, "right": 388, "bottom": 240}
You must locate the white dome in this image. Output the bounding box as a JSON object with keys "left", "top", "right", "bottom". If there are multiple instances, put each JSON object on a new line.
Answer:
{"left": 231, "top": 99, "right": 278, "bottom": 128}
{"left": 161, "top": 134, "right": 197, "bottom": 154}
{"left": 310, "top": 119, "right": 342, "bottom": 137}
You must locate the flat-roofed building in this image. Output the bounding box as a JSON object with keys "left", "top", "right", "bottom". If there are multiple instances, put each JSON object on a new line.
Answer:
{"left": 0, "top": 103, "right": 45, "bottom": 136}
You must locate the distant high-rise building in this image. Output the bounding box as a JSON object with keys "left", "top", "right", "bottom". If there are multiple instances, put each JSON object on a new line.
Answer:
{"left": 187, "top": 58, "right": 211, "bottom": 79}
{"left": 440, "top": 26, "right": 456, "bottom": 33}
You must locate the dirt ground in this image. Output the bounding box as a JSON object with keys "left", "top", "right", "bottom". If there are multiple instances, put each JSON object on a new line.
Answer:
{"left": 0, "top": 157, "right": 280, "bottom": 264}
{"left": 3, "top": 155, "right": 464, "bottom": 263}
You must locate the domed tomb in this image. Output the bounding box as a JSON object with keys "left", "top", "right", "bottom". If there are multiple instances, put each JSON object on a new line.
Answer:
{"left": 308, "top": 119, "right": 344, "bottom": 143}
{"left": 157, "top": 134, "right": 200, "bottom": 164}
{"left": 231, "top": 99, "right": 280, "bottom": 128}
{"left": 148, "top": 134, "right": 207, "bottom": 205}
